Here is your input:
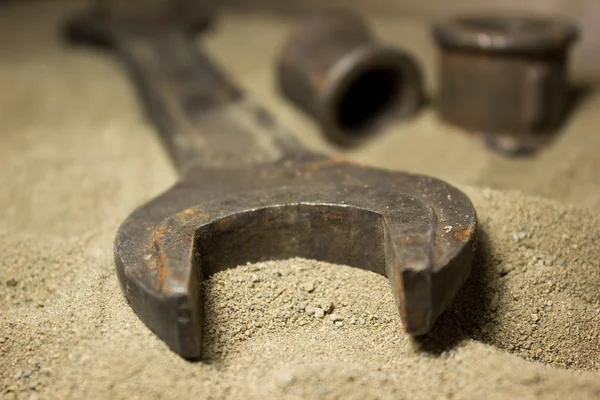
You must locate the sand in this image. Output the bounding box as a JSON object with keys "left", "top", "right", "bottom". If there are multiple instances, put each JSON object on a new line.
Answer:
{"left": 2, "top": 189, "right": 600, "bottom": 399}
{"left": 1, "top": 2, "right": 599, "bottom": 399}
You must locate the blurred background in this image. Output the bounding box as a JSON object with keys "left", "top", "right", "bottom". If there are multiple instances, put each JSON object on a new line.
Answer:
{"left": 2, "top": 0, "right": 598, "bottom": 82}
{"left": 222, "top": 0, "right": 600, "bottom": 77}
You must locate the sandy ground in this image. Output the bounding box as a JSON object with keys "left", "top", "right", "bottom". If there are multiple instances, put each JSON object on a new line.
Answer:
{"left": 1, "top": 1, "right": 599, "bottom": 399}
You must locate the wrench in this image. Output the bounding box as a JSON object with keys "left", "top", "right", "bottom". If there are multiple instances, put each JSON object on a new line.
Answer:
{"left": 66, "top": 4, "right": 478, "bottom": 360}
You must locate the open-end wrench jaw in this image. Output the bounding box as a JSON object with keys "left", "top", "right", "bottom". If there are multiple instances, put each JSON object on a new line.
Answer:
{"left": 115, "top": 158, "right": 477, "bottom": 359}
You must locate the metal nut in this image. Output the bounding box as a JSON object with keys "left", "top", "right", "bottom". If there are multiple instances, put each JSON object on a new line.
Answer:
{"left": 433, "top": 15, "right": 579, "bottom": 154}
{"left": 277, "top": 10, "right": 424, "bottom": 146}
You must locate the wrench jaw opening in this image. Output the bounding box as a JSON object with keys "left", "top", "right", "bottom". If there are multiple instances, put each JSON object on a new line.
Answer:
{"left": 114, "top": 161, "right": 478, "bottom": 359}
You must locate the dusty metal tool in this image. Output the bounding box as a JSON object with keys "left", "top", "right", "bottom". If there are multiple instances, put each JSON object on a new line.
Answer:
{"left": 278, "top": 10, "right": 424, "bottom": 147}
{"left": 66, "top": 4, "right": 477, "bottom": 360}
{"left": 433, "top": 15, "right": 579, "bottom": 154}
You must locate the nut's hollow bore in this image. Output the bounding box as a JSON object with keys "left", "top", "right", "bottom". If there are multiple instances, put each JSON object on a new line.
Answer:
{"left": 433, "top": 15, "right": 579, "bottom": 155}
{"left": 277, "top": 10, "right": 424, "bottom": 146}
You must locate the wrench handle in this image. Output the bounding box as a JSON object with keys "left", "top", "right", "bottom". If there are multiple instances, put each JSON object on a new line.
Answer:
{"left": 114, "top": 28, "right": 311, "bottom": 174}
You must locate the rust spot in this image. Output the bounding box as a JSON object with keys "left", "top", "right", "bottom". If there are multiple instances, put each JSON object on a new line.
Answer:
{"left": 153, "top": 226, "right": 172, "bottom": 290}
{"left": 217, "top": 215, "right": 237, "bottom": 230}
{"left": 157, "top": 251, "right": 168, "bottom": 288}
{"left": 154, "top": 225, "right": 167, "bottom": 243}
{"left": 452, "top": 226, "right": 471, "bottom": 242}
{"left": 182, "top": 208, "right": 210, "bottom": 220}
{"left": 197, "top": 211, "right": 210, "bottom": 219}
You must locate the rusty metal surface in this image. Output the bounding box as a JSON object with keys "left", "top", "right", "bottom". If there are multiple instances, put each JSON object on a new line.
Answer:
{"left": 277, "top": 10, "right": 424, "bottom": 146}
{"left": 433, "top": 15, "right": 579, "bottom": 155}
{"left": 66, "top": 6, "right": 477, "bottom": 360}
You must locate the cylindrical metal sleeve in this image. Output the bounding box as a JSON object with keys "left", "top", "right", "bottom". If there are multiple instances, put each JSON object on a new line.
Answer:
{"left": 277, "top": 10, "right": 424, "bottom": 146}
